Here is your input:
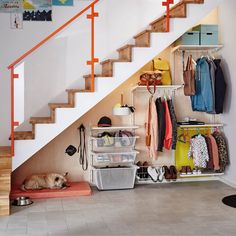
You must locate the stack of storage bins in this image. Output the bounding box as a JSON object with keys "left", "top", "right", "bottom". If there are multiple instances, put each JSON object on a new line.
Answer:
{"left": 90, "top": 127, "right": 139, "bottom": 190}
{"left": 176, "top": 24, "right": 219, "bottom": 45}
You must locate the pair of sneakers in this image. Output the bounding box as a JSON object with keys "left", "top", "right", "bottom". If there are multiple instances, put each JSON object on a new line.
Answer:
{"left": 147, "top": 166, "right": 165, "bottom": 182}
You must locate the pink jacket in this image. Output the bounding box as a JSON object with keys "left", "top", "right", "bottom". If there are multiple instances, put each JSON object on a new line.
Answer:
{"left": 145, "top": 96, "right": 158, "bottom": 159}
{"left": 163, "top": 100, "right": 172, "bottom": 150}
{"left": 208, "top": 134, "right": 220, "bottom": 171}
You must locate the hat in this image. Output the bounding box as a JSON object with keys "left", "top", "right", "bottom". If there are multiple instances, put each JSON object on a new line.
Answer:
{"left": 97, "top": 116, "right": 112, "bottom": 127}
{"left": 65, "top": 145, "right": 77, "bottom": 156}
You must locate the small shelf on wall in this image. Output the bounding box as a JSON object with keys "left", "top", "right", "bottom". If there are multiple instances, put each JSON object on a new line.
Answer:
{"left": 91, "top": 126, "right": 139, "bottom": 130}
{"left": 171, "top": 45, "right": 223, "bottom": 53}
{"left": 178, "top": 123, "right": 224, "bottom": 129}
{"left": 131, "top": 85, "right": 183, "bottom": 92}
{"left": 179, "top": 172, "right": 224, "bottom": 178}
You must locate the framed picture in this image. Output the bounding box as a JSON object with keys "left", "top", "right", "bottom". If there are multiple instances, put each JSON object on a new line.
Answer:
{"left": 53, "top": 0, "right": 74, "bottom": 6}
{"left": 10, "top": 13, "right": 23, "bottom": 29}
{"left": 0, "top": 0, "right": 22, "bottom": 13}
{"left": 23, "top": 0, "right": 52, "bottom": 21}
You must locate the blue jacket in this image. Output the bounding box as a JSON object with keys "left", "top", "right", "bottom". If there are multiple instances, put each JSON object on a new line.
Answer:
{"left": 191, "top": 58, "right": 213, "bottom": 112}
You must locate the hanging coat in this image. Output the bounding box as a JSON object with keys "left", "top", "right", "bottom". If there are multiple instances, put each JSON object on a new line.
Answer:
{"left": 191, "top": 58, "right": 214, "bottom": 113}
{"left": 163, "top": 100, "right": 172, "bottom": 150}
{"left": 214, "top": 59, "right": 227, "bottom": 114}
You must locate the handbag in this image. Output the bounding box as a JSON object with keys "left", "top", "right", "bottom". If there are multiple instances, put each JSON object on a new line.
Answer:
{"left": 183, "top": 55, "right": 195, "bottom": 96}
{"left": 138, "top": 70, "right": 162, "bottom": 94}
{"left": 153, "top": 58, "right": 172, "bottom": 85}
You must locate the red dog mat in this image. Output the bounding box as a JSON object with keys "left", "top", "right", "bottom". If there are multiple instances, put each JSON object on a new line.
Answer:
{"left": 10, "top": 182, "right": 92, "bottom": 199}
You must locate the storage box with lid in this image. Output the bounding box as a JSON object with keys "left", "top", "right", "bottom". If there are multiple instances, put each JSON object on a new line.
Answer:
{"left": 176, "top": 31, "right": 200, "bottom": 45}
{"left": 193, "top": 24, "right": 219, "bottom": 45}
{"left": 92, "top": 165, "right": 138, "bottom": 190}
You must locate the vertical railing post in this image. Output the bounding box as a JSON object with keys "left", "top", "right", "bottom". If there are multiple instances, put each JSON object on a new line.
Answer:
{"left": 162, "top": 0, "right": 174, "bottom": 32}
{"left": 10, "top": 67, "right": 19, "bottom": 156}
{"left": 87, "top": 4, "right": 99, "bottom": 92}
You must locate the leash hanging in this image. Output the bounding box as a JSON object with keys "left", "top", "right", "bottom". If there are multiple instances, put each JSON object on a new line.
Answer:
{"left": 77, "top": 124, "right": 88, "bottom": 171}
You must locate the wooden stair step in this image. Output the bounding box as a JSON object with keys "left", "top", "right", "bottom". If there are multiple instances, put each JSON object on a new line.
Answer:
{"left": 0, "top": 192, "right": 10, "bottom": 216}
{"left": 117, "top": 44, "right": 134, "bottom": 62}
{"left": 134, "top": 30, "right": 151, "bottom": 47}
{"left": 100, "top": 59, "right": 128, "bottom": 77}
{"left": 150, "top": 16, "right": 168, "bottom": 32}
{"left": 0, "top": 146, "right": 11, "bottom": 157}
{"left": 49, "top": 103, "right": 74, "bottom": 109}
{"left": 30, "top": 117, "right": 54, "bottom": 124}
{"left": 10, "top": 131, "right": 34, "bottom": 140}
{"left": 167, "top": 2, "right": 187, "bottom": 18}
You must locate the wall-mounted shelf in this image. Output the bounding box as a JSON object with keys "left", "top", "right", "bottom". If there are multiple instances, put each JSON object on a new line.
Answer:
{"left": 179, "top": 172, "right": 224, "bottom": 178}
{"left": 171, "top": 45, "right": 223, "bottom": 53}
{"left": 178, "top": 123, "right": 224, "bottom": 129}
{"left": 91, "top": 126, "right": 139, "bottom": 130}
{"left": 131, "top": 85, "right": 183, "bottom": 92}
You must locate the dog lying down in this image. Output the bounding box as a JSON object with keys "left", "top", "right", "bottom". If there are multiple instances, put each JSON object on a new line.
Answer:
{"left": 21, "top": 172, "right": 69, "bottom": 191}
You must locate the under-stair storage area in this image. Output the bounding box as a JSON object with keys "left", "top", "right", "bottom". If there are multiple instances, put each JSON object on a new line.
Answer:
{"left": 1, "top": 1, "right": 236, "bottom": 235}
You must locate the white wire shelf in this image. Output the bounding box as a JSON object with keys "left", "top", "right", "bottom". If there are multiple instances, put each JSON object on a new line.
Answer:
{"left": 131, "top": 85, "right": 183, "bottom": 92}
{"left": 178, "top": 124, "right": 224, "bottom": 129}
{"left": 171, "top": 45, "right": 223, "bottom": 53}
{"left": 91, "top": 126, "right": 139, "bottom": 130}
{"left": 179, "top": 172, "right": 224, "bottom": 178}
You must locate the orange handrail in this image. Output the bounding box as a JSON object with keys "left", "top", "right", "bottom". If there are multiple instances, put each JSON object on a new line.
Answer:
{"left": 8, "top": 0, "right": 99, "bottom": 69}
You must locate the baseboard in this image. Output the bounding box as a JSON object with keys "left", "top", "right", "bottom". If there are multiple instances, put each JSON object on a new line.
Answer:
{"left": 219, "top": 176, "right": 236, "bottom": 189}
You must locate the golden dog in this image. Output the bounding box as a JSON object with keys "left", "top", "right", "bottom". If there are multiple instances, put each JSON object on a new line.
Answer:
{"left": 21, "top": 172, "right": 68, "bottom": 191}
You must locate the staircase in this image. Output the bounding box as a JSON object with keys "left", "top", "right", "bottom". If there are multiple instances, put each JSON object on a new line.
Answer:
{"left": 0, "top": 147, "right": 11, "bottom": 216}
{"left": 0, "top": 0, "right": 222, "bottom": 215}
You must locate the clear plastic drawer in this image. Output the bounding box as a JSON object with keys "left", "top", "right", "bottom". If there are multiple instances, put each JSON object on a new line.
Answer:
{"left": 92, "top": 151, "right": 138, "bottom": 165}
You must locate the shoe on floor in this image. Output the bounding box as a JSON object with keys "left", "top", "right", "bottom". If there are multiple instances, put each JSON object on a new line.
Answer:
{"left": 147, "top": 166, "right": 158, "bottom": 182}
{"left": 186, "top": 166, "right": 192, "bottom": 175}
{"left": 163, "top": 166, "right": 171, "bottom": 181}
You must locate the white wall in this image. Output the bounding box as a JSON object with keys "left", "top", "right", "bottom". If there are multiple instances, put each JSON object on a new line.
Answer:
{"left": 0, "top": 0, "right": 180, "bottom": 145}
{"left": 218, "top": 0, "right": 236, "bottom": 186}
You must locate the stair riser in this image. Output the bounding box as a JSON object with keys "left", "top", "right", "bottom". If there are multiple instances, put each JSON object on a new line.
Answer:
{"left": 0, "top": 198, "right": 10, "bottom": 216}
{"left": 67, "top": 92, "right": 75, "bottom": 106}
{"left": 0, "top": 158, "right": 11, "bottom": 169}
{"left": 135, "top": 32, "right": 150, "bottom": 47}
{"left": 85, "top": 77, "right": 92, "bottom": 90}
{"left": 170, "top": 3, "right": 186, "bottom": 18}
{"left": 118, "top": 47, "right": 132, "bottom": 61}
{"left": 151, "top": 18, "right": 167, "bottom": 32}
{"left": 0, "top": 174, "right": 11, "bottom": 191}
{"left": 102, "top": 62, "right": 113, "bottom": 77}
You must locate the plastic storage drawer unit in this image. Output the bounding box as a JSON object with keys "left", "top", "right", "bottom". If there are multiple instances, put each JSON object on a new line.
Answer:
{"left": 193, "top": 24, "right": 218, "bottom": 45}
{"left": 92, "top": 151, "right": 138, "bottom": 165}
{"left": 93, "top": 165, "right": 138, "bottom": 190}
{"left": 177, "top": 31, "right": 200, "bottom": 45}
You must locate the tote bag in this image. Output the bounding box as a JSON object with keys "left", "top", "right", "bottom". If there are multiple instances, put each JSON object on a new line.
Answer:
{"left": 183, "top": 55, "right": 196, "bottom": 96}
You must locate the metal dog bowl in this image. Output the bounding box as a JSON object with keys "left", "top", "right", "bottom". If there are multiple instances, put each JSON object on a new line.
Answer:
{"left": 12, "top": 196, "right": 33, "bottom": 206}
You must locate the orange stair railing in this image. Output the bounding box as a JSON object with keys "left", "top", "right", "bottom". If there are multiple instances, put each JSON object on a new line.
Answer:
{"left": 7, "top": 0, "right": 99, "bottom": 156}
{"left": 162, "top": 0, "right": 174, "bottom": 32}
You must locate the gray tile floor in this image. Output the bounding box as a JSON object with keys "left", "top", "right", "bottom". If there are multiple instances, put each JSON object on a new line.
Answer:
{"left": 1, "top": 181, "right": 236, "bottom": 236}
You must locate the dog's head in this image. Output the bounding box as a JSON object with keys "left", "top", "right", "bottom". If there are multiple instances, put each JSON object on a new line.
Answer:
{"left": 54, "top": 172, "right": 68, "bottom": 188}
